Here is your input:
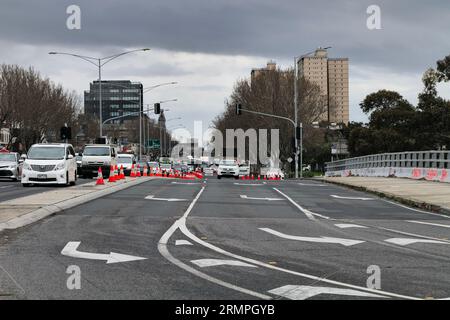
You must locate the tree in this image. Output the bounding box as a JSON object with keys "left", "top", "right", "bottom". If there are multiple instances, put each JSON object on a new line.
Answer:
{"left": 214, "top": 66, "right": 328, "bottom": 174}
{"left": 0, "top": 64, "right": 80, "bottom": 151}
{"left": 437, "top": 54, "right": 450, "bottom": 82}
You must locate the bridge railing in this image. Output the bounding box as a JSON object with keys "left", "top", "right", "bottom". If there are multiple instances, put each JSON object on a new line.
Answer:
{"left": 325, "top": 151, "right": 450, "bottom": 183}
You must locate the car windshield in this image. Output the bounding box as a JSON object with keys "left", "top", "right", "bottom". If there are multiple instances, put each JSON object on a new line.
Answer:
{"left": 27, "top": 146, "right": 65, "bottom": 160}
{"left": 220, "top": 160, "right": 236, "bottom": 166}
{"left": 83, "top": 147, "right": 110, "bottom": 156}
{"left": 148, "top": 162, "right": 158, "bottom": 167}
{"left": 117, "top": 157, "right": 133, "bottom": 164}
{"left": 0, "top": 154, "right": 16, "bottom": 162}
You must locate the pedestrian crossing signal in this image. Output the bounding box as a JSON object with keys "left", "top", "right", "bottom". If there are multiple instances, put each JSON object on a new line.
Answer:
{"left": 60, "top": 126, "right": 71, "bottom": 140}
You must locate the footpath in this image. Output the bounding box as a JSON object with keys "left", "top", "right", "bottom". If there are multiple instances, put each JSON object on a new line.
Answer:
{"left": 0, "top": 176, "right": 154, "bottom": 232}
{"left": 321, "top": 176, "right": 450, "bottom": 215}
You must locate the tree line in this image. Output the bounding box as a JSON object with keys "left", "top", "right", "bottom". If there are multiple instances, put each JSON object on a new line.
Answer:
{"left": 344, "top": 54, "right": 450, "bottom": 157}
{"left": 0, "top": 64, "right": 79, "bottom": 151}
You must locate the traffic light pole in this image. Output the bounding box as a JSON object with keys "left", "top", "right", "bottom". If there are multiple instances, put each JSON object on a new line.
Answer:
{"left": 237, "top": 106, "right": 300, "bottom": 178}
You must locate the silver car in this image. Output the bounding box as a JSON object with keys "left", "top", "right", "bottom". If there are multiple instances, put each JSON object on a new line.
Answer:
{"left": 0, "top": 151, "right": 23, "bottom": 181}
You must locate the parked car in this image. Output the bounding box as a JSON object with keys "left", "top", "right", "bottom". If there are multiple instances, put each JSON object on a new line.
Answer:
{"left": 79, "top": 144, "right": 118, "bottom": 178}
{"left": 21, "top": 143, "right": 77, "bottom": 187}
{"left": 217, "top": 159, "right": 239, "bottom": 179}
{"left": 0, "top": 150, "right": 23, "bottom": 181}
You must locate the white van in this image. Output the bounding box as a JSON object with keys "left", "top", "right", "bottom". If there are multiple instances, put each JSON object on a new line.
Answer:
{"left": 21, "top": 143, "right": 77, "bottom": 187}
{"left": 79, "top": 144, "right": 118, "bottom": 178}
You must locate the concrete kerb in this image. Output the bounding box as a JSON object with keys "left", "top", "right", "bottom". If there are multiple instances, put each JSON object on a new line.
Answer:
{"left": 0, "top": 177, "right": 156, "bottom": 233}
{"left": 318, "top": 177, "right": 450, "bottom": 217}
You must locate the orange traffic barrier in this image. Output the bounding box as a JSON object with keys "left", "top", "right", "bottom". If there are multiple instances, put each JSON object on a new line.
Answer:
{"left": 96, "top": 167, "right": 105, "bottom": 185}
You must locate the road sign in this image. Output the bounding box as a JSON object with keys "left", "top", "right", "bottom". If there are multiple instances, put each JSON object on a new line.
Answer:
{"left": 147, "top": 139, "right": 160, "bottom": 149}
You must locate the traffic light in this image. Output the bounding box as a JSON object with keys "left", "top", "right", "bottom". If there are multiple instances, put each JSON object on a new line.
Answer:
{"left": 60, "top": 126, "right": 72, "bottom": 141}
{"left": 154, "top": 103, "right": 161, "bottom": 114}
{"left": 296, "top": 126, "right": 301, "bottom": 140}
{"left": 236, "top": 104, "right": 242, "bottom": 115}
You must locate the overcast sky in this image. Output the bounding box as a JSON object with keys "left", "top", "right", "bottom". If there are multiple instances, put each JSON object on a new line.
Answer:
{"left": 1, "top": 0, "right": 449, "bottom": 141}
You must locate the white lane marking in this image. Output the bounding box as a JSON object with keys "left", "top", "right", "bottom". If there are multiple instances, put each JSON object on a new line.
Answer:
{"left": 171, "top": 182, "right": 201, "bottom": 185}
{"left": 145, "top": 195, "right": 187, "bottom": 202}
{"left": 191, "top": 259, "right": 257, "bottom": 268}
{"left": 234, "top": 183, "right": 265, "bottom": 186}
{"left": 61, "top": 241, "right": 147, "bottom": 264}
{"left": 331, "top": 195, "right": 374, "bottom": 201}
{"left": 260, "top": 228, "right": 365, "bottom": 247}
{"left": 385, "top": 238, "right": 449, "bottom": 246}
{"left": 175, "top": 240, "right": 193, "bottom": 246}
{"left": 240, "top": 195, "right": 284, "bottom": 201}
{"left": 298, "top": 183, "right": 327, "bottom": 187}
{"left": 407, "top": 220, "right": 450, "bottom": 229}
{"left": 157, "top": 187, "right": 272, "bottom": 300}
{"left": 376, "top": 226, "right": 450, "bottom": 244}
{"left": 269, "top": 285, "right": 386, "bottom": 300}
{"left": 382, "top": 199, "right": 450, "bottom": 219}
{"left": 177, "top": 222, "right": 419, "bottom": 300}
{"left": 273, "top": 187, "right": 314, "bottom": 220}
{"left": 335, "top": 224, "right": 368, "bottom": 229}
{"left": 0, "top": 185, "right": 14, "bottom": 189}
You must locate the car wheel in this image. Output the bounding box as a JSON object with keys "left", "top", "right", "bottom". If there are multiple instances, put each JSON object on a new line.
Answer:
{"left": 70, "top": 172, "right": 76, "bottom": 186}
{"left": 217, "top": 175, "right": 222, "bottom": 179}
{"left": 234, "top": 176, "right": 239, "bottom": 180}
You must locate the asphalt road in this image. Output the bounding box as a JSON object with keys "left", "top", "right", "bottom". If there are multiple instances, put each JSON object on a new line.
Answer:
{"left": 0, "top": 178, "right": 449, "bottom": 300}
{"left": 0, "top": 178, "right": 92, "bottom": 202}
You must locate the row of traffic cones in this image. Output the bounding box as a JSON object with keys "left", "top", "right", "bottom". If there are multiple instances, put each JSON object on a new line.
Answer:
{"left": 239, "top": 174, "right": 282, "bottom": 181}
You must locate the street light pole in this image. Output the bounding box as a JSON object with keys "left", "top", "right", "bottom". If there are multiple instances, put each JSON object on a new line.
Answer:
{"left": 49, "top": 48, "right": 150, "bottom": 138}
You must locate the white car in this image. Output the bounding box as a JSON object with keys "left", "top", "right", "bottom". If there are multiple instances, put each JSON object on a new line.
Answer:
{"left": 238, "top": 164, "right": 250, "bottom": 176}
{"left": 0, "top": 151, "right": 23, "bottom": 181}
{"left": 117, "top": 153, "right": 135, "bottom": 176}
{"left": 217, "top": 159, "right": 239, "bottom": 179}
{"left": 21, "top": 143, "right": 77, "bottom": 187}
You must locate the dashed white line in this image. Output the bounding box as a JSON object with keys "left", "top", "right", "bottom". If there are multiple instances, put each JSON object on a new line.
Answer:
{"left": 407, "top": 220, "right": 450, "bottom": 229}
{"left": 191, "top": 259, "right": 257, "bottom": 268}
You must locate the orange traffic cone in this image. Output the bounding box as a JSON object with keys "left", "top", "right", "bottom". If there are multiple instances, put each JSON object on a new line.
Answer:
{"left": 119, "top": 165, "right": 125, "bottom": 180}
{"left": 130, "top": 164, "right": 136, "bottom": 177}
{"left": 143, "top": 165, "right": 148, "bottom": 177}
{"left": 114, "top": 165, "right": 119, "bottom": 180}
{"left": 108, "top": 165, "right": 116, "bottom": 182}
{"left": 96, "top": 167, "right": 105, "bottom": 185}
{"left": 136, "top": 164, "right": 141, "bottom": 177}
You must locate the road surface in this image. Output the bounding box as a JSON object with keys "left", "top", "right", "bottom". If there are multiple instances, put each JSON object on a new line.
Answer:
{"left": 0, "top": 178, "right": 449, "bottom": 300}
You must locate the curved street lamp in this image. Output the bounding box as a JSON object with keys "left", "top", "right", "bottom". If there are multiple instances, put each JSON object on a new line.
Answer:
{"left": 49, "top": 48, "right": 151, "bottom": 137}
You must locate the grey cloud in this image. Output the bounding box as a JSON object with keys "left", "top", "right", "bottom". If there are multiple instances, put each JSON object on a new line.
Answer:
{"left": 1, "top": 0, "right": 449, "bottom": 74}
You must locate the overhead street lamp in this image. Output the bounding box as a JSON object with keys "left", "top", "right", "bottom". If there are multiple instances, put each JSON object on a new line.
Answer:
{"left": 294, "top": 46, "right": 331, "bottom": 179}
{"left": 48, "top": 48, "right": 151, "bottom": 138}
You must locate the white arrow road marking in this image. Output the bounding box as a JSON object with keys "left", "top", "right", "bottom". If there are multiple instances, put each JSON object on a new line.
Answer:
{"left": 240, "top": 195, "right": 284, "bottom": 201}
{"left": 145, "top": 195, "right": 187, "bottom": 202}
{"left": 407, "top": 220, "right": 450, "bottom": 229}
{"left": 61, "top": 242, "right": 147, "bottom": 264}
{"left": 234, "top": 183, "right": 265, "bottom": 186}
{"left": 175, "top": 240, "right": 193, "bottom": 246}
{"left": 331, "top": 195, "right": 374, "bottom": 201}
{"left": 260, "top": 228, "right": 365, "bottom": 247}
{"left": 171, "top": 182, "right": 201, "bottom": 185}
{"left": 268, "top": 285, "right": 387, "bottom": 300}
{"left": 191, "top": 259, "right": 257, "bottom": 268}
{"left": 335, "top": 224, "right": 368, "bottom": 229}
{"left": 385, "top": 238, "right": 449, "bottom": 246}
